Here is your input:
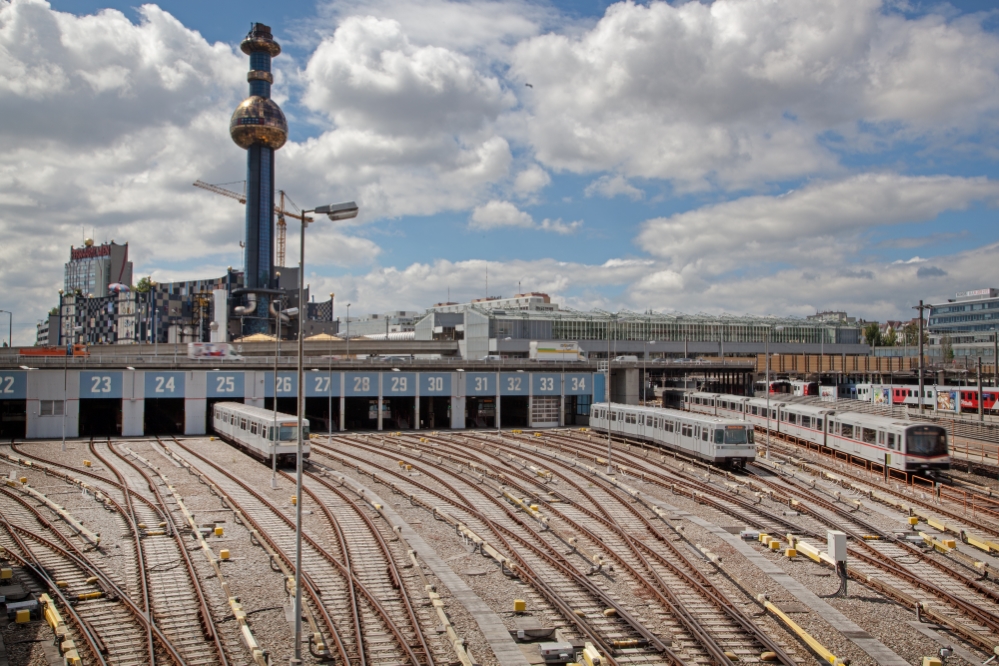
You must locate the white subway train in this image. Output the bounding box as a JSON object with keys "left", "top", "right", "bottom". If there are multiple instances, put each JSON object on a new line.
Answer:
{"left": 590, "top": 402, "right": 756, "bottom": 467}
{"left": 212, "top": 402, "right": 311, "bottom": 466}
{"left": 683, "top": 392, "right": 949, "bottom": 474}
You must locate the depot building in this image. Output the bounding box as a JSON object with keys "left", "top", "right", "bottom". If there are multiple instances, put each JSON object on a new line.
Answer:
{"left": 0, "top": 368, "right": 604, "bottom": 440}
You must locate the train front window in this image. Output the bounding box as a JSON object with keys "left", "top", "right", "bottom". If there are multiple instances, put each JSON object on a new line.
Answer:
{"left": 905, "top": 427, "right": 947, "bottom": 456}
{"left": 724, "top": 427, "right": 748, "bottom": 445}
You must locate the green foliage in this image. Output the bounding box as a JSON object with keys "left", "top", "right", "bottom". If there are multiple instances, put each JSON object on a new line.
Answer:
{"left": 862, "top": 322, "right": 881, "bottom": 348}
{"left": 882, "top": 328, "right": 897, "bottom": 347}
{"left": 134, "top": 276, "right": 153, "bottom": 293}
{"left": 941, "top": 334, "right": 954, "bottom": 361}
{"left": 49, "top": 307, "right": 59, "bottom": 316}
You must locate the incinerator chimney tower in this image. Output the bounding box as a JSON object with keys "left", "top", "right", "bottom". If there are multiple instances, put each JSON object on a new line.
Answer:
{"left": 230, "top": 23, "right": 287, "bottom": 332}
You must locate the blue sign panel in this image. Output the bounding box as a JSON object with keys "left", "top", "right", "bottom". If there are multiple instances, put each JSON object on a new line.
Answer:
{"left": 0, "top": 371, "right": 27, "bottom": 400}
{"left": 265, "top": 371, "right": 298, "bottom": 398}
{"left": 465, "top": 372, "right": 495, "bottom": 396}
{"left": 305, "top": 372, "right": 340, "bottom": 397}
{"left": 420, "top": 373, "right": 451, "bottom": 397}
{"left": 383, "top": 372, "right": 416, "bottom": 397}
{"left": 564, "top": 373, "right": 591, "bottom": 396}
{"left": 144, "top": 371, "right": 185, "bottom": 398}
{"left": 500, "top": 373, "right": 529, "bottom": 396}
{"left": 207, "top": 372, "right": 245, "bottom": 398}
{"left": 345, "top": 372, "right": 379, "bottom": 397}
{"left": 531, "top": 373, "right": 561, "bottom": 396}
{"left": 593, "top": 373, "right": 606, "bottom": 403}
{"left": 80, "top": 371, "right": 122, "bottom": 399}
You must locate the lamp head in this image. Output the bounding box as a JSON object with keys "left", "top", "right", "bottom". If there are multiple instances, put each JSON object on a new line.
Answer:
{"left": 315, "top": 202, "right": 359, "bottom": 221}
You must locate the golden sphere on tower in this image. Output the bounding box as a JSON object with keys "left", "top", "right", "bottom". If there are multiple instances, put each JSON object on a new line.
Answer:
{"left": 84, "top": 238, "right": 94, "bottom": 247}
{"left": 230, "top": 96, "right": 288, "bottom": 150}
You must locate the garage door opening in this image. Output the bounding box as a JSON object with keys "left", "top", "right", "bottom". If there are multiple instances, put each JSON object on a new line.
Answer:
{"left": 382, "top": 398, "right": 415, "bottom": 430}
{"left": 500, "top": 396, "right": 528, "bottom": 428}
{"left": 263, "top": 397, "right": 298, "bottom": 416}
{"left": 563, "top": 395, "right": 591, "bottom": 426}
{"left": 344, "top": 398, "right": 380, "bottom": 431}
{"left": 465, "top": 397, "right": 496, "bottom": 429}
{"left": 207, "top": 398, "right": 243, "bottom": 434}
{"left": 79, "top": 399, "right": 122, "bottom": 438}
{"left": 0, "top": 400, "right": 26, "bottom": 440}
{"left": 419, "top": 397, "right": 451, "bottom": 430}
{"left": 144, "top": 398, "right": 185, "bottom": 436}
{"left": 304, "top": 397, "right": 339, "bottom": 435}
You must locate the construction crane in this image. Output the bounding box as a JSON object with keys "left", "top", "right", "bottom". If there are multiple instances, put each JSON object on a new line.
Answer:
{"left": 193, "top": 180, "right": 290, "bottom": 267}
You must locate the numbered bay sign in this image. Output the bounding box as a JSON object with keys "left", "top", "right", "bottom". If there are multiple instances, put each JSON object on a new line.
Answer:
{"left": 499, "top": 373, "right": 529, "bottom": 396}
{"left": 80, "top": 372, "right": 122, "bottom": 399}
{"left": 207, "top": 372, "right": 245, "bottom": 398}
{"left": 345, "top": 372, "right": 379, "bottom": 397}
{"left": 383, "top": 373, "right": 416, "bottom": 397}
{"left": 144, "top": 372, "right": 185, "bottom": 398}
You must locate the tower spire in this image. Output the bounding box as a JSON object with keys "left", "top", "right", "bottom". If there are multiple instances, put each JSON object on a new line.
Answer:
{"left": 230, "top": 22, "right": 287, "bottom": 334}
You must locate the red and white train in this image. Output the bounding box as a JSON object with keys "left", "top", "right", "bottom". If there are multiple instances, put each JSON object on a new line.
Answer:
{"left": 683, "top": 391, "right": 949, "bottom": 475}
{"left": 854, "top": 383, "right": 999, "bottom": 414}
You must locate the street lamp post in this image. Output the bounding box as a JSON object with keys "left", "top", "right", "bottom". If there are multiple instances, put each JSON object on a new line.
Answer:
{"left": 290, "top": 200, "right": 358, "bottom": 663}
{"left": 150, "top": 281, "right": 158, "bottom": 357}
{"left": 0, "top": 310, "right": 11, "bottom": 347}
{"left": 764, "top": 325, "right": 785, "bottom": 460}
{"left": 272, "top": 288, "right": 282, "bottom": 490}
{"left": 346, "top": 304, "right": 351, "bottom": 360}
{"left": 606, "top": 314, "right": 616, "bottom": 475}
{"left": 334, "top": 291, "right": 336, "bottom": 436}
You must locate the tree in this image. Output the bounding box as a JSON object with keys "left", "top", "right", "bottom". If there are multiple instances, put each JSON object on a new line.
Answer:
{"left": 134, "top": 276, "right": 153, "bottom": 293}
{"left": 941, "top": 334, "right": 954, "bottom": 361}
{"left": 882, "top": 328, "right": 897, "bottom": 347}
{"left": 48, "top": 307, "right": 58, "bottom": 316}
{"left": 862, "top": 322, "right": 881, "bottom": 348}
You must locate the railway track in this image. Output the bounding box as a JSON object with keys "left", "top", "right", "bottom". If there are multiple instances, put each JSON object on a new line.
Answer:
{"left": 535, "top": 429, "right": 999, "bottom": 658}
{"left": 0, "top": 481, "right": 182, "bottom": 664}
{"left": 96, "top": 441, "right": 231, "bottom": 666}
{"left": 316, "top": 437, "right": 722, "bottom": 665}
{"left": 399, "top": 431, "right": 800, "bottom": 666}
{"left": 163, "top": 436, "right": 432, "bottom": 666}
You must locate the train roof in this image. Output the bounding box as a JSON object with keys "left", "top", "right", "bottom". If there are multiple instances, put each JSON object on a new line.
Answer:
{"left": 828, "top": 410, "right": 926, "bottom": 429}
{"left": 745, "top": 397, "right": 787, "bottom": 408}
{"left": 213, "top": 401, "right": 306, "bottom": 423}
{"left": 594, "top": 402, "right": 749, "bottom": 427}
{"left": 777, "top": 402, "right": 835, "bottom": 416}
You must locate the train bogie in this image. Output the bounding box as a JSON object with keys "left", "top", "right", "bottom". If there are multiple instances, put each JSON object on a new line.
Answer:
{"left": 212, "top": 402, "right": 311, "bottom": 466}
{"left": 592, "top": 402, "right": 755, "bottom": 467}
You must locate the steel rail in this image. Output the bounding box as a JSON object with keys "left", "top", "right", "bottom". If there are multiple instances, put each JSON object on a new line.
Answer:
{"left": 745, "top": 466, "right": 999, "bottom": 632}
{"left": 0, "top": 519, "right": 110, "bottom": 666}
{"left": 107, "top": 442, "right": 230, "bottom": 666}
{"left": 544, "top": 430, "right": 999, "bottom": 653}
{"left": 0, "top": 483, "right": 186, "bottom": 664}
{"left": 87, "top": 439, "right": 159, "bottom": 664}
{"left": 755, "top": 428, "right": 999, "bottom": 536}
{"left": 440, "top": 432, "right": 799, "bottom": 666}
{"left": 169, "top": 437, "right": 427, "bottom": 666}
{"left": 9, "top": 441, "right": 167, "bottom": 524}
{"left": 162, "top": 438, "right": 350, "bottom": 666}
{"left": 297, "top": 469, "right": 436, "bottom": 666}
{"left": 313, "top": 439, "right": 678, "bottom": 665}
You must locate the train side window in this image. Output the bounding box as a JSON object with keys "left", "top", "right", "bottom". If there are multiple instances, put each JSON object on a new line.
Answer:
{"left": 240, "top": 418, "right": 247, "bottom": 430}
{"left": 862, "top": 428, "right": 876, "bottom": 444}
{"left": 250, "top": 422, "right": 258, "bottom": 435}
{"left": 887, "top": 433, "right": 896, "bottom": 450}
{"left": 878, "top": 431, "right": 885, "bottom": 445}
{"left": 714, "top": 430, "right": 724, "bottom": 444}
{"left": 751, "top": 406, "right": 757, "bottom": 415}
{"left": 801, "top": 416, "right": 811, "bottom": 428}
{"left": 646, "top": 416, "right": 652, "bottom": 426}
{"left": 841, "top": 424, "right": 853, "bottom": 439}
{"left": 701, "top": 429, "right": 708, "bottom": 441}
{"left": 815, "top": 418, "right": 822, "bottom": 430}
{"left": 231, "top": 415, "right": 236, "bottom": 425}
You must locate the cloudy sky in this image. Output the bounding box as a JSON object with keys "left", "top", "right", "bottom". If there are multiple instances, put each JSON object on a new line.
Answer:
{"left": 2, "top": 0, "right": 999, "bottom": 344}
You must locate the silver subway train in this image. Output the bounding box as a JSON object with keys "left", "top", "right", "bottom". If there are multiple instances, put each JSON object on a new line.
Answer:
{"left": 212, "top": 402, "right": 310, "bottom": 466}
{"left": 590, "top": 402, "right": 756, "bottom": 467}
{"left": 684, "top": 392, "right": 949, "bottom": 474}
